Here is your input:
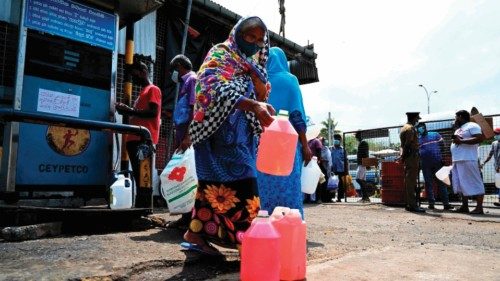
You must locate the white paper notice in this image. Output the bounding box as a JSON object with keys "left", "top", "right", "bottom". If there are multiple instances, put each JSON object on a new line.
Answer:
{"left": 37, "top": 89, "right": 80, "bottom": 117}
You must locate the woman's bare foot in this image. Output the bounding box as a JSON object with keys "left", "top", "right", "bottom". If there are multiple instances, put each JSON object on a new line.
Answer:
{"left": 183, "top": 230, "right": 206, "bottom": 245}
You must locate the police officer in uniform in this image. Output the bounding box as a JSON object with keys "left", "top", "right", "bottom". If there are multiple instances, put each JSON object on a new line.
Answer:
{"left": 399, "top": 112, "right": 426, "bottom": 213}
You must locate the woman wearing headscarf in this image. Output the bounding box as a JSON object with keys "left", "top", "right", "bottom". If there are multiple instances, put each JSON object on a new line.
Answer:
{"left": 257, "top": 47, "right": 312, "bottom": 218}
{"left": 182, "top": 17, "right": 275, "bottom": 255}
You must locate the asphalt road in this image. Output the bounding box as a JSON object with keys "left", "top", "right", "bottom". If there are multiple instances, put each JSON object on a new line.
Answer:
{"left": 1, "top": 203, "right": 499, "bottom": 280}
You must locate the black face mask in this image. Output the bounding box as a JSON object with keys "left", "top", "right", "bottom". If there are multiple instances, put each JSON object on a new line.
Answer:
{"left": 236, "top": 34, "right": 259, "bottom": 57}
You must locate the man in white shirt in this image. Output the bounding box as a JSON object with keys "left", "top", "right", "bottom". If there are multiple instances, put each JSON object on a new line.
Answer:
{"left": 451, "top": 110, "right": 485, "bottom": 214}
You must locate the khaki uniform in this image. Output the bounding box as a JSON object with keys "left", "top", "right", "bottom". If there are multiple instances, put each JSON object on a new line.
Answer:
{"left": 400, "top": 123, "right": 420, "bottom": 209}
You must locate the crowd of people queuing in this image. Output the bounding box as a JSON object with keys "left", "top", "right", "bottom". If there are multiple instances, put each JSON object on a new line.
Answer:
{"left": 400, "top": 110, "right": 499, "bottom": 214}
{"left": 117, "top": 16, "right": 499, "bottom": 256}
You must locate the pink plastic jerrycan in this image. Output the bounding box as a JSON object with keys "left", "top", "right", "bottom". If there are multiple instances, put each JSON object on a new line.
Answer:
{"left": 271, "top": 207, "right": 307, "bottom": 281}
{"left": 241, "top": 210, "right": 281, "bottom": 281}
{"left": 256, "top": 110, "right": 298, "bottom": 176}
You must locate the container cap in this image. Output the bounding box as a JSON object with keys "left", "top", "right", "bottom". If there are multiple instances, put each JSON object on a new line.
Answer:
{"left": 272, "top": 206, "right": 290, "bottom": 215}
{"left": 278, "top": 110, "right": 289, "bottom": 117}
{"left": 257, "top": 210, "right": 269, "bottom": 217}
{"left": 271, "top": 207, "right": 290, "bottom": 220}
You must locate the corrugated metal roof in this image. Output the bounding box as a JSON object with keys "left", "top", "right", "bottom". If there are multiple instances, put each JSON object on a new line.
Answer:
{"left": 289, "top": 58, "right": 319, "bottom": 85}
{"left": 192, "top": 0, "right": 317, "bottom": 60}
{"left": 83, "top": 0, "right": 164, "bottom": 28}
{"left": 188, "top": 0, "right": 319, "bottom": 84}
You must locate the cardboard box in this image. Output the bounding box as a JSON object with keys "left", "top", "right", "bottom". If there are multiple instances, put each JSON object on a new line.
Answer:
{"left": 362, "top": 157, "right": 378, "bottom": 167}
{"left": 471, "top": 113, "right": 495, "bottom": 139}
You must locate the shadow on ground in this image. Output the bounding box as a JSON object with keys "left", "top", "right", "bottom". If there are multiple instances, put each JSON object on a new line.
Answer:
{"left": 164, "top": 255, "right": 240, "bottom": 281}
{"left": 129, "top": 228, "right": 184, "bottom": 244}
{"left": 76, "top": 254, "right": 240, "bottom": 281}
{"left": 307, "top": 240, "right": 324, "bottom": 249}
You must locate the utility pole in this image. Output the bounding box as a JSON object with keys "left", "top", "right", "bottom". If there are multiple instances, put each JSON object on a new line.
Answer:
{"left": 278, "top": 0, "right": 285, "bottom": 37}
{"left": 328, "top": 112, "right": 332, "bottom": 146}
{"left": 418, "top": 84, "right": 438, "bottom": 114}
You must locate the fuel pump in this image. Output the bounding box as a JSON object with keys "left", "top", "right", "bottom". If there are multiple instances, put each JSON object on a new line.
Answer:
{"left": 0, "top": 0, "right": 163, "bottom": 211}
{"left": 16, "top": 0, "right": 117, "bottom": 194}
{"left": 17, "top": 30, "right": 113, "bottom": 189}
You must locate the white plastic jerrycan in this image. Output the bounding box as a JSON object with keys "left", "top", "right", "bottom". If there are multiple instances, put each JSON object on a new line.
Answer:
{"left": 110, "top": 174, "right": 133, "bottom": 209}
{"left": 495, "top": 172, "right": 500, "bottom": 188}
{"left": 301, "top": 156, "right": 322, "bottom": 194}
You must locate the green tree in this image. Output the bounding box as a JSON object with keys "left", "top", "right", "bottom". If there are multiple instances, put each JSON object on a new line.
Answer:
{"left": 344, "top": 135, "right": 357, "bottom": 155}
{"left": 366, "top": 140, "right": 385, "bottom": 151}
{"left": 320, "top": 117, "right": 339, "bottom": 140}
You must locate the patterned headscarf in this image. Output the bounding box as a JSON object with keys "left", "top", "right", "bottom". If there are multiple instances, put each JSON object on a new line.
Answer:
{"left": 189, "top": 16, "right": 270, "bottom": 145}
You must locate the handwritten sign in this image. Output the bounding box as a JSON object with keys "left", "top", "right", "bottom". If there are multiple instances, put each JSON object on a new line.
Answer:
{"left": 24, "top": 0, "right": 116, "bottom": 50}
{"left": 37, "top": 88, "right": 80, "bottom": 117}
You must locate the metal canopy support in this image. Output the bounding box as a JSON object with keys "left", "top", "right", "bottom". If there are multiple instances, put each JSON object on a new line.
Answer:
{"left": 166, "top": 0, "right": 193, "bottom": 159}
{"left": 119, "top": 22, "right": 153, "bottom": 209}
{"left": 120, "top": 23, "right": 134, "bottom": 172}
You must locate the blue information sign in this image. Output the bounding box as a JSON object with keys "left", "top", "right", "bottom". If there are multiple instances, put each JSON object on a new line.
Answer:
{"left": 24, "top": 0, "right": 116, "bottom": 50}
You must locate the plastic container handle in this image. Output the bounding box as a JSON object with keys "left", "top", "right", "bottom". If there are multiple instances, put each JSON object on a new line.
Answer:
{"left": 278, "top": 109, "right": 289, "bottom": 117}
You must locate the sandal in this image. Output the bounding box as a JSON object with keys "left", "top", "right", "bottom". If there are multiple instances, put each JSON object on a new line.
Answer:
{"left": 453, "top": 207, "right": 469, "bottom": 214}
{"left": 470, "top": 209, "right": 484, "bottom": 215}
{"left": 180, "top": 242, "right": 223, "bottom": 256}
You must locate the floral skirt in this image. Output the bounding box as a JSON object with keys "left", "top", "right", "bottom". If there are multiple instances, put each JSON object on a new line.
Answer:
{"left": 188, "top": 178, "right": 260, "bottom": 248}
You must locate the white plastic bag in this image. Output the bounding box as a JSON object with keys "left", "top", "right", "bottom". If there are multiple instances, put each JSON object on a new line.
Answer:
{"left": 160, "top": 147, "right": 198, "bottom": 214}
{"left": 435, "top": 165, "right": 453, "bottom": 186}
{"left": 327, "top": 174, "right": 339, "bottom": 191}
